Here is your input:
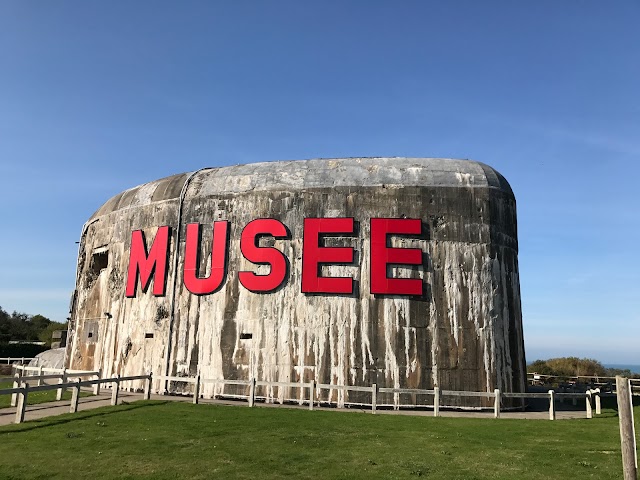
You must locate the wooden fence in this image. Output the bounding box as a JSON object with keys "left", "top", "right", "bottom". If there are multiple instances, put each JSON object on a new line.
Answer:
{"left": 529, "top": 373, "right": 640, "bottom": 393}
{"left": 158, "top": 375, "right": 608, "bottom": 420}
{"left": 9, "top": 366, "right": 102, "bottom": 406}
{"left": 1, "top": 373, "right": 152, "bottom": 424}
{"left": 0, "top": 357, "right": 35, "bottom": 365}
{"left": 0, "top": 369, "right": 618, "bottom": 425}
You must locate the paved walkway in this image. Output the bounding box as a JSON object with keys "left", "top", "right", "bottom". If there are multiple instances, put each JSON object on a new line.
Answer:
{"left": 0, "top": 392, "right": 590, "bottom": 426}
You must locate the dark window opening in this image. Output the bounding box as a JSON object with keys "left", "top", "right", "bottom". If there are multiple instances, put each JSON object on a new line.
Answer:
{"left": 240, "top": 333, "right": 253, "bottom": 340}
{"left": 87, "top": 332, "right": 93, "bottom": 338}
{"left": 145, "top": 333, "right": 154, "bottom": 339}
{"left": 90, "top": 250, "right": 109, "bottom": 275}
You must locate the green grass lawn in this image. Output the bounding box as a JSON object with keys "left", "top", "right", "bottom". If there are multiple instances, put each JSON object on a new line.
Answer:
{"left": 0, "top": 400, "right": 637, "bottom": 480}
{"left": 0, "top": 377, "right": 92, "bottom": 409}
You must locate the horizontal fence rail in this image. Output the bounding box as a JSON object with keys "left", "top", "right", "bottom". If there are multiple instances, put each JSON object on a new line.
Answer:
{"left": 1, "top": 357, "right": 35, "bottom": 364}
{"left": 502, "top": 392, "right": 551, "bottom": 398}
{"left": 12, "top": 365, "right": 99, "bottom": 375}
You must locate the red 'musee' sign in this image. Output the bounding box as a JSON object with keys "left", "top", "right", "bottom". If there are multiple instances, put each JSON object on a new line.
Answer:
{"left": 125, "top": 218, "right": 424, "bottom": 298}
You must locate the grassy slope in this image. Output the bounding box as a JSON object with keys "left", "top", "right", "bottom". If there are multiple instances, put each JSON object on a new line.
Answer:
{"left": 0, "top": 400, "right": 638, "bottom": 480}
{"left": 0, "top": 378, "right": 92, "bottom": 408}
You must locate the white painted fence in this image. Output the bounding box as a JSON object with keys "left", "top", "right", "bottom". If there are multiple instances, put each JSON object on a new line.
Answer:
{"left": 159, "top": 375, "right": 609, "bottom": 420}
{"left": 0, "top": 357, "right": 34, "bottom": 364}
{"left": 9, "top": 367, "right": 102, "bottom": 406}
{"left": 528, "top": 373, "right": 640, "bottom": 396}
{"left": 1, "top": 373, "right": 152, "bottom": 424}
{"left": 1, "top": 369, "right": 614, "bottom": 425}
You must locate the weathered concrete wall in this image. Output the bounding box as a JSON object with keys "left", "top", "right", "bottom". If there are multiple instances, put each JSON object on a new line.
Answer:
{"left": 66, "top": 158, "right": 526, "bottom": 408}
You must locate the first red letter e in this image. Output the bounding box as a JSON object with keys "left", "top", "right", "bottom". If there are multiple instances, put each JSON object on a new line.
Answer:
{"left": 301, "top": 218, "right": 355, "bottom": 294}
{"left": 126, "top": 226, "right": 170, "bottom": 297}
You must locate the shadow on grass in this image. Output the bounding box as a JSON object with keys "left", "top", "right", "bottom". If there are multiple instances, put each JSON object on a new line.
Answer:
{"left": 0, "top": 395, "right": 99, "bottom": 415}
{"left": 26, "top": 393, "right": 116, "bottom": 411}
{"left": 1, "top": 400, "right": 171, "bottom": 434}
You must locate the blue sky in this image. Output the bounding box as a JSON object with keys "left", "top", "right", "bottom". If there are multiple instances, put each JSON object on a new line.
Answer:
{"left": 0, "top": 1, "right": 638, "bottom": 363}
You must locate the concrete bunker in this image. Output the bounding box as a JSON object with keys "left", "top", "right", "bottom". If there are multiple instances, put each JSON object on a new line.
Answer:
{"left": 66, "top": 158, "right": 526, "bottom": 409}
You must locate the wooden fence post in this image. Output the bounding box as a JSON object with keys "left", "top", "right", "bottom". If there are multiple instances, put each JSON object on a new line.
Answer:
{"left": 111, "top": 375, "right": 120, "bottom": 406}
{"left": 248, "top": 377, "right": 255, "bottom": 407}
{"left": 371, "top": 383, "right": 377, "bottom": 414}
{"left": 93, "top": 369, "right": 102, "bottom": 395}
{"left": 433, "top": 387, "right": 440, "bottom": 417}
{"left": 309, "top": 381, "right": 315, "bottom": 411}
{"left": 616, "top": 376, "right": 638, "bottom": 480}
{"left": 70, "top": 380, "right": 81, "bottom": 414}
{"left": 56, "top": 368, "right": 67, "bottom": 401}
{"left": 193, "top": 374, "right": 201, "bottom": 405}
{"left": 37, "top": 366, "right": 43, "bottom": 386}
{"left": 15, "top": 383, "right": 28, "bottom": 424}
{"left": 586, "top": 390, "right": 593, "bottom": 419}
{"left": 548, "top": 390, "right": 555, "bottom": 421}
{"left": 11, "top": 373, "right": 19, "bottom": 407}
{"left": 494, "top": 389, "right": 501, "bottom": 419}
{"left": 144, "top": 372, "right": 152, "bottom": 400}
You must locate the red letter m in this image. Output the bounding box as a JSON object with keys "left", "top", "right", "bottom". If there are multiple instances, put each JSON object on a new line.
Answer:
{"left": 125, "top": 226, "right": 170, "bottom": 297}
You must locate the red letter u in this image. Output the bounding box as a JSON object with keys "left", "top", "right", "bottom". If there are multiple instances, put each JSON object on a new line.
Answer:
{"left": 183, "top": 221, "right": 229, "bottom": 295}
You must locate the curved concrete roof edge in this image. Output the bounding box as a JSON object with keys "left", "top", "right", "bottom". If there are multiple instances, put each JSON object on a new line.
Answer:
{"left": 89, "top": 157, "right": 514, "bottom": 221}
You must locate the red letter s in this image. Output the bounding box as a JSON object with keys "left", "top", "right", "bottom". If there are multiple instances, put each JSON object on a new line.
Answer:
{"left": 239, "top": 219, "right": 289, "bottom": 292}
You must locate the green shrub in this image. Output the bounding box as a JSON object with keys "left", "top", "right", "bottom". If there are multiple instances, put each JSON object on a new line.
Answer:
{"left": 0, "top": 343, "right": 48, "bottom": 359}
